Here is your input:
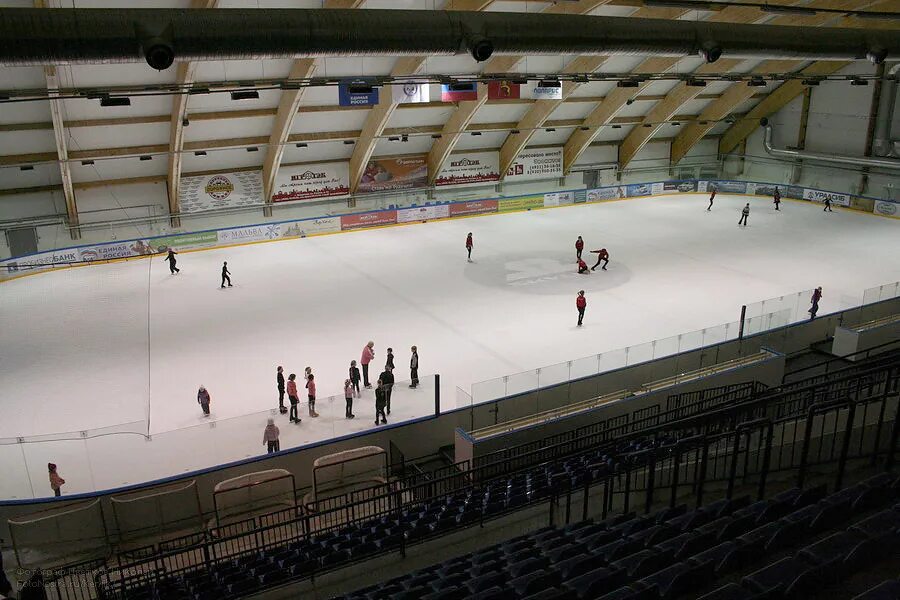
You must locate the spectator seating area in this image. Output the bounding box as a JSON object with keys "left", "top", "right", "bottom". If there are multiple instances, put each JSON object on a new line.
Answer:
{"left": 338, "top": 473, "right": 900, "bottom": 600}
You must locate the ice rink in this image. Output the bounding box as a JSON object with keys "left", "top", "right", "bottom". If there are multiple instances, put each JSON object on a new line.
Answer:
{"left": 1, "top": 192, "right": 899, "bottom": 495}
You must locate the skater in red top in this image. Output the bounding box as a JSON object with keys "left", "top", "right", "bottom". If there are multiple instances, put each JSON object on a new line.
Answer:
{"left": 576, "top": 290, "right": 587, "bottom": 327}
{"left": 575, "top": 236, "right": 584, "bottom": 260}
{"left": 590, "top": 248, "right": 609, "bottom": 271}
{"left": 707, "top": 188, "right": 717, "bottom": 211}
{"left": 465, "top": 233, "right": 474, "bottom": 262}
{"left": 577, "top": 258, "right": 590, "bottom": 274}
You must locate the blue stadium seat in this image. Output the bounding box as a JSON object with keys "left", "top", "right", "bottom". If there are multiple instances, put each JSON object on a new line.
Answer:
{"left": 798, "top": 530, "right": 867, "bottom": 575}
{"left": 610, "top": 549, "right": 672, "bottom": 579}
{"left": 556, "top": 554, "right": 603, "bottom": 580}
{"left": 690, "top": 541, "right": 743, "bottom": 574}
{"left": 509, "top": 556, "right": 546, "bottom": 579}
{"left": 467, "top": 571, "right": 506, "bottom": 593}
{"left": 594, "top": 583, "right": 658, "bottom": 600}
{"left": 468, "top": 586, "right": 508, "bottom": 600}
{"left": 638, "top": 559, "right": 714, "bottom": 599}
{"left": 851, "top": 579, "right": 900, "bottom": 600}
{"left": 850, "top": 509, "right": 900, "bottom": 541}
{"left": 523, "top": 588, "right": 578, "bottom": 600}
{"left": 741, "top": 556, "right": 817, "bottom": 596}
{"left": 696, "top": 583, "right": 758, "bottom": 599}
{"left": 510, "top": 570, "right": 561, "bottom": 596}
{"left": 564, "top": 567, "right": 627, "bottom": 599}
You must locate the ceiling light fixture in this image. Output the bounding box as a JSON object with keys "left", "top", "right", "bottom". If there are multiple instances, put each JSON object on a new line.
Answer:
{"left": 100, "top": 96, "right": 131, "bottom": 107}
{"left": 230, "top": 90, "right": 260, "bottom": 101}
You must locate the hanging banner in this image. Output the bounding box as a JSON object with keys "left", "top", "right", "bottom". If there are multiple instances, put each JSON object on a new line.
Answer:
{"left": 487, "top": 80, "right": 520, "bottom": 100}
{"left": 449, "top": 199, "right": 499, "bottom": 216}
{"left": 441, "top": 83, "right": 478, "bottom": 102}
{"left": 397, "top": 205, "right": 450, "bottom": 223}
{"left": 338, "top": 79, "right": 379, "bottom": 107}
{"left": 529, "top": 83, "right": 563, "bottom": 100}
{"left": 341, "top": 210, "right": 398, "bottom": 231}
{"left": 803, "top": 188, "right": 851, "bottom": 207}
{"left": 178, "top": 171, "right": 264, "bottom": 214}
{"left": 391, "top": 82, "right": 430, "bottom": 104}
{"left": 435, "top": 151, "right": 500, "bottom": 186}
{"left": 358, "top": 156, "right": 428, "bottom": 193}
{"left": 506, "top": 148, "right": 563, "bottom": 181}
{"left": 874, "top": 200, "right": 898, "bottom": 217}
{"left": 272, "top": 162, "right": 350, "bottom": 202}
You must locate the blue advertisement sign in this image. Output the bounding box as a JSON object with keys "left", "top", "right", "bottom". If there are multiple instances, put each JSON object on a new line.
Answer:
{"left": 711, "top": 180, "right": 748, "bottom": 194}
{"left": 339, "top": 79, "right": 380, "bottom": 107}
{"left": 626, "top": 183, "right": 652, "bottom": 197}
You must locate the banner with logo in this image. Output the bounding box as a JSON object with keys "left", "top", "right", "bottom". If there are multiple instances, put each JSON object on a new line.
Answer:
{"left": 339, "top": 79, "right": 379, "bottom": 107}
{"left": 529, "top": 83, "right": 563, "bottom": 100}
{"left": 341, "top": 210, "right": 398, "bottom": 231}
{"left": 663, "top": 181, "right": 697, "bottom": 193}
{"left": 79, "top": 241, "right": 150, "bottom": 262}
{"left": 179, "top": 171, "right": 263, "bottom": 214}
{"left": 435, "top": 151, "right": 500, "bottom": 186}
{"left": 218, "top": 224, "right": 282, "bottom": 245}
{"left": 574, "top": 190, "right": 587, "bottom": 204}
{"left": 272, "top": 162, "right": 350, "bottom": 202}
{"left": 626, "top": 183, "right": 652, "bottom": 197}
{"left": 874, "top": 200, "right": 898, "bottom": 217}
{"left": 281, "top": 217, "right": 341, "bottom": 238}
{"left": 391, "top": 83, "right": 430, "bottom": 104}
{"left": 441, "top": 83, "right": 478, "bottom": 102}
{"left": 3, "top": 248, "right": 81, "bottom": 275}
{"left": 498, "top": 195, "right": 544, "bottom": 213}
{"left": 488, "top": 80, "right": 520, "bottom": 100}
{"left": 587, "top": 187, "right": 625, "bottom": 202}
{"left": 711, "top": 181, "right": 748, "bottom": 194}
{"left": 803, "top": 188, "right": 850, "bottom": 207}
{"left": 544, "top": 191, "right": 575, "bottom": 207}
{"left": 449, "top": 199, "right": 499, "bottom": 216}
{"left": 506, "top": 148, "right": 563, "bottom": 181}
{"left": 150, "top": 231, "right": 219, "bottom": 251}
{"left": 397, "top": 205, "right": 450, "bottom": 223}
{"left": 358, "top": 156, "right": 428, "bottom": 193}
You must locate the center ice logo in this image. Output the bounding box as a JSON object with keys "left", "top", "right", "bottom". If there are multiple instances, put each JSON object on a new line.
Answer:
{"left": 505, "top": 258, "right": 576, "bottom": 286}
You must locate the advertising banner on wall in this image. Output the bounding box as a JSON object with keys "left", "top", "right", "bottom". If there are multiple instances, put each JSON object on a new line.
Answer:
{"left": 151, "top": 231, "right": 219, "bottom": 251}
{"left": 435, "top": 151, "right": 500, "bottom": 186}
{"left": 506, "top": 148, "right": 563, "bottom": 181}
{"left": 874, "top": 200, "right": 898, "bottom": 217}
{"left": 3, "top": 248, "right": 81, "bottom": 274}
{"left": 587, "top": 186, "right": 625, "bottom": 202}
{"left": 281, "top": 217, "right": 341, "bottom": 238}
{"left": 217, "top": 224, "right": 282, "bottom": 245}
{"left": 339, "top": 79, "right": 379, "bottom": 107}
{"left": 543, "top": 191, "right": 575, "bottom": 207}
{"left": 449, "top": 199, "right": 499, "bottom": 216}
{"left": 358, "top": 156, "right": 428, "bottom": 193}
{"left": 179, "top": 171, "right": 263, "bottom": 213}
{"left": 626, "top": 183, "right": 652, "bottom": 197}
{"left": 803, "top": 188, "right": 851, "bottom": 207}
{"left": 574, "top": 190, "right": 587, "bottom": 204}
{"left": 498, "top": 195, "right": 544, "bottom": 212}
{"left": 341, "top": 210, "right": 398, "bottom": 231}
{"left": 397, "top": 205, "right": 450, "bottom": 223}
{"left": 79, "top": 241, "right": 152, "bottom": 262}
{"left": 272, "top": 162, "right": 350, "bottom": 202}
{"left": 710, "top": 181, "right": 748, "bottom": 194}
{"left": 663, "top": 181, "right": 697, "bottom": 193}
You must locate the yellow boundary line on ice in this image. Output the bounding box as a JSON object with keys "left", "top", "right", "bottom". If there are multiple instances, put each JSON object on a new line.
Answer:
{"left": 2, "top": 191, "right": 896, "bottom": 284}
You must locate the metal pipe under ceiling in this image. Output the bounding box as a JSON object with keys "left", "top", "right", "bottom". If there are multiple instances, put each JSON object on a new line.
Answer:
{"left": 762, "top": 119, "right": 900, "bottom": 170}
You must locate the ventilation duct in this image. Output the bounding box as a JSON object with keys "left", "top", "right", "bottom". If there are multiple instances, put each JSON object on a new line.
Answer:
{"left": 761, "top": 119, "right": 900, "bottom": 171}
{"left": 0, "top": 8, "right": 897, "bottom": 67}
{"left": 872, "top": 63, "right": 900, "bottom": 157}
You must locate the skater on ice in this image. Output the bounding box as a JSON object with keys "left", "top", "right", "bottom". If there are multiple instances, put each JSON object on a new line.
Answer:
{"left": 307, "top": 374, "right": 319, "bottom": 417}
{"left": 349, "top": 360, "right": 361, "bottom": 397}
{"left": 575, "top": 236, "right": 584, "bottom": 260}
{"left": 465, "top": 232, "right": 474, "bottom": 262}
{"left": 707, "top": 187, "right": 716, "bottom": 211}
{"left": 221, "top": 261, "right": 232, "bottom": 288}
{"left": 409, "top": 345, "right": 419, "bottom": 389}
{"left": 286, "top": 373, "right": 301, "bottom": 423}
{"left": 738, "top": 203, "right": 750, "bottom": 227}
{"left": 344, "top": 379, "right": 355, "bottom": 419}
{"left": 380, "top": 365, "right": 395, "bottom": 415}
{"left": 164, "top": 249, "right": 180, "bottom": 274}
{"left": 773, "top": 187, "right": 781, "bottom": 211}
{"left": 577, "top": 258, "right": 590, "bottom": 274}
{"left": 197, "top": 385, "right": 211, "bottom": 417}
{"left": 385, "top": 347, "right": 395, "bottom": 371}
{"left": 361, "top": 342, "right": 375, "bottom": 388}
{"left": 374, "top": 377, "right": 388, "bottom": 426}
{"left": 809, "top": 286, "right": 823, "bottom": 319}
{"left": 276, "top": 366, "right": 286, "bottom": 414}
{"left": 823, "top": 197, "right": 834, "bottom": 212}
{"left": 48, "top": 462, "right": 65, "bottom": 497}
{"left": 576, "top": 290, "right": 587, "bottom": 327}
{"left": 263, "top": 418, "right": 280, "bottom": 454}
{"left": 590, "top": 248, "right": 609, "bottom": 271}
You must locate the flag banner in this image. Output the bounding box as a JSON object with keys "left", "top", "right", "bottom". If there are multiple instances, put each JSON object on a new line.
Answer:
{"left": 529, "top": 83, "right": 563, "bottom": 100}
{"left": 339, "top": 79, "right": 380, "bottom": 107}
{"left": 179, "top": 171, "right": 264, "bottom": 213}
{"left": 434, "top": 150, "right": 501, "bottom": 186}
{"left": 506, "top": 148, "right": 563, "bottom": 181}
{"left": 441, "top": 82, "right": 478, "bottom": 102}
{"left": 358, "top": 156, "right": 428, "bottom": 193}
{"left": 392, "top": 82, "right": 430, "bottom": 104}
{"left": 487, "top": 80, "right": 521, "bottom": 100}
{"left": 272, "top": 162, "right": 351, "bottom": 202}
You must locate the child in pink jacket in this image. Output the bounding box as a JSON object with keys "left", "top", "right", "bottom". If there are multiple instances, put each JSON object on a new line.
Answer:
{"left": 344, "top": 379, "right": 355, "bottom": 419}
{"left": 49, "top": 463, "right": 65, "bottom": 497}
{"left": 361, "top": 341, "right": 375, "bottom": 389}
{"left": 307, "top": 374, "right": 318, "bottom": 417}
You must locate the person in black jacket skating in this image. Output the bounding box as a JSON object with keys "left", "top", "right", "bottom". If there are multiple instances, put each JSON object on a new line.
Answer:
{"left": 349, "top": 360, "right": 361, "bottom": 398}
{"left": 165, "top": 249, "right": 180, "bottom": 274}
{"left": 276, "top": 366, "right": 286, "bottom": 414}
{"left": 385, "top": 347, "right": 395, "bottom": 371}
{"left": 409, "top": 345, "right": 419, "bottom": 388}
{"left": 374, "top": 378, "right": 388, "bottom": 425}
{"left": 221, "top": 262, "right": 232, "bottom": 288}
{"left": 380, "top": 366, "right": 395, "bottom": 415}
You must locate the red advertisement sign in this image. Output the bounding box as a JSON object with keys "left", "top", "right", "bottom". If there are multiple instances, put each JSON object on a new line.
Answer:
{"left": 341, "top": 210, "right": 398, "bottom": 231}
{"left": 449, "top": 200, "right": 499, "bottom": 216}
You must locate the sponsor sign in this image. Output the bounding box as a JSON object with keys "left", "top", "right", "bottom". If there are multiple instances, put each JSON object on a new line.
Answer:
{"left": 148, "top": 231, "right": 219, "bottom": 252}
{"left": 3, "top": 249, "right": 80, "bottom": 273}
{"left": 391, "top": 82, "right": 430, "bottom": 104}
{"left": 506, "top": 148, "right": 563, "bottom": 181}
{"left": 357, "top": 156, "right": 428, "bottom": 193}
{"left": 784, "top": 186, "right": 805, "bottom": 200}
{"left": 79, "top": 241, "right": 150, "bottom": 262}
{"left": 626, "top": 183, "right": 652, "bottom": 197}
{"left": 697, "top": 180, "right": 709, "bottom": 193}
{"left": 341, "top": 210, "right": 398, "bottom": 231}
{"left": 272, "top": 162, "right": 350, "bottom": 202}
{"left": 587, "top": 187, "right": 624, "bottom": 202}
{"left": 543, "top": 191, "right": 575, "bottom": 207}
{"left": 281, "top": 216, "right": 341, "bottom": 238}
{"left": 435, "top": 151, "right": 500, "bottom": 186}
{"left": 574, "top": 190, "right": 587, "bottom": 204}
{"left": 487, "top": 80, "right": 520, "bottom": 100}
{"left": 449, "top": 200, "right": 499, "bottom": 216}
{"left": 397, "top": 205, "right": 450, "bottom": 223}
{"left": 663, "top": 181, "right": 697, "bottom": 193}
{"left": 650, "top": 182, "right": 665, "bottom": 195}
{"left": 803, "top": 188, "right": 850, "bottom": 207}
{"left": 179, "top": 171, "right": 263, "bottom": 213}
{"left": 218, "top": 224, "right": 282, "bottom": 245}
{"left": 711, "top": 181, "right": 748, "bottom": 194}
{"left": 498, "top": 195, "right": 544, "bottom": 212}
{"left": 874, "top": 200, "right": 898, "bottom": 217}
{"left": 338, "top": 78, "right": 379, "bottom": 107}
{"left": 441, "top": 83, "right": 478, "bottom": 102}
{"left": 529, "top": 83, "right": 563, "bottom": 100}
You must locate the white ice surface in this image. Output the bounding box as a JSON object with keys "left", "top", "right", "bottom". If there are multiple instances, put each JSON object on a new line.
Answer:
{"left": 1, "top": 193, "right": 898, "bottom": 496}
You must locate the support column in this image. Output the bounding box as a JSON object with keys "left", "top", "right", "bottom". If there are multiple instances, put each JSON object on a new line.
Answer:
{"left": 860, "top": 63, "right": 886, "bottom": 196}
